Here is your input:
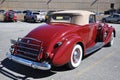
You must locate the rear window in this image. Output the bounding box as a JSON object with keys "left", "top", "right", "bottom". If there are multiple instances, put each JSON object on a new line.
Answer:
{"left": 113, "top": 15, "right": 120, "bottom": 17}
{"left": 53, "top": 16, "right": 70, "bottom": 20}
{"left": 52, "top": 15, "right": 71, "bottom": 21}
{"left": 33, "top": 13, "right": 39, "bottom": 15}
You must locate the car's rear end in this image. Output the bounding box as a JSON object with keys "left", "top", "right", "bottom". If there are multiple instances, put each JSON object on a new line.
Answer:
{"left": 7, "top": 37, "right": 51, "bottom": 70}
{"left": 4, "top": 11, "right": 17, "bottom": 22}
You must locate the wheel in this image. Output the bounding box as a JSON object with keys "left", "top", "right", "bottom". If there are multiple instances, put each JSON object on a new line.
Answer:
{"left": 14, "top": 20, "right": 17, "bottom": 22}
{"left": 102, "top": 19, "right": 106, "bottom": 23}
{"left": 106, "top": 32, "right": 114, "bottom": 47}
{"left": 33, "top": 20, "right": 36, "bottom": 23}
{"left": 24, "top": 19, "right": 27, "bottom": 22}
{"left": 67, "top": 44, "right": 83, "bottom": 69}
{"left": 103, "top": 31, "right": 107, "bottom": 41}
{"left": 24, "top": 17, "right": 27, "bottom": 22}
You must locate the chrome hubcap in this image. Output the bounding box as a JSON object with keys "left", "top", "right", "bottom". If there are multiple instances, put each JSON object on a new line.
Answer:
{"left": 104, "top": 32, "right": 107, "bottom": 40}
{"left": 73, "top": 48, "right": 80, "bottom": 63}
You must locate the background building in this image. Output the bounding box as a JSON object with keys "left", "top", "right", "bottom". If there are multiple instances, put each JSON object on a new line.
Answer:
{"left": 0, "top": 0, "right": 120, "bottom": 12}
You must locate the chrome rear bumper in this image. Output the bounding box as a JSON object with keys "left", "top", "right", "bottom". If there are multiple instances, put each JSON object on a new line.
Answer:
{"left": 6, "top": 53, "right": 51, "bottom": 70}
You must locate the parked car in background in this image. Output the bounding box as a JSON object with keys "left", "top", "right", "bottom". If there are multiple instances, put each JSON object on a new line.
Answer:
{"left": 7, "top": 10, "right": 116, "bottom": 70}
{"left": 102, "top": 13, "right": 120, "bottom": 23}
{"left": 0, "top": 9, "right": 5, "bottom": 14}
{"left": 4, "top": 10, "right": 17, "bottom": 22}
{"left": 23, "top": 10, "right": 32, "bottom": 14}
{"left": 24, "top": 11, "right": 46, "bottom": 22}
{"left": 45, "top": 10, "right": 56, "bottom": 22}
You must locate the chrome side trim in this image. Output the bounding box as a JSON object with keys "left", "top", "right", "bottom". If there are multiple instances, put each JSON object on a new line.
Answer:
{"left": 6, "top": 53, "right": 51, "bottom": 70}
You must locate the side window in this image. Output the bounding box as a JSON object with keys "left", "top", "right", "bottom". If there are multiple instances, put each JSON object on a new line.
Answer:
{"left": 89, "top": 15, "right": 96, "bottom": 23}
{"left": 113, "top": 15, "right": 119, "bottom": 18}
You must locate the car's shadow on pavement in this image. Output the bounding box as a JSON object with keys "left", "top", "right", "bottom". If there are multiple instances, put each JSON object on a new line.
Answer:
{"left": 0, "top": 58, "right": 56, "bottom": 80}
{"left": 0, "top": 49, "right": 103, "bottom": 79}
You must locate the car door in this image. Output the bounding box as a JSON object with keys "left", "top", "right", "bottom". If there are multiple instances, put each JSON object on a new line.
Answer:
{"left": 112, "top": 15, "right": 119, "bottom": 22}
{"left": 107, "top": 16, "right": 113, "bottom": 21}
{"left": 115, "top": 15, "right": 120, "bottom": 22}
{"left": 86, "top": 15, "right": 98, "bottom": 48}
{"left": 77, "top": 25, "right": 90, "bottom": 47}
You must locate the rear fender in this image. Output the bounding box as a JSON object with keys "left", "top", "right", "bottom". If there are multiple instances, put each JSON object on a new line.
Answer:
{"left": 105, "top": 27, "right": 115, "bottom": 45}
{"left": 51, "top": 35, "right": 84, "bottom": 66}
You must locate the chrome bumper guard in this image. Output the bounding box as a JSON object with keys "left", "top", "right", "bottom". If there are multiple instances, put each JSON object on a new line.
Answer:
{"left": 6, "top": 53, "right": 51, "bottom": 70}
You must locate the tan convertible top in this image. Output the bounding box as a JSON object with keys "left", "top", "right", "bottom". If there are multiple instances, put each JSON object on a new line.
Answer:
{"left": 53, "top": 10, "right": 94, "bottom": 15}
{"left": 51, "top": 10, "right": 95, "bottom": 25}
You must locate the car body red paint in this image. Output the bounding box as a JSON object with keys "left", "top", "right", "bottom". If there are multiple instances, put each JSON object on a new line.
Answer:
{"left": 7, "top": 10, "right": 116, "bottom": 70}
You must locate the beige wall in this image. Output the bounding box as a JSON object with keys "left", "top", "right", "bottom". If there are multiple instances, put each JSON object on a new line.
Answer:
{"left": 0, "top": 0, "right": 120, "bottom": 12}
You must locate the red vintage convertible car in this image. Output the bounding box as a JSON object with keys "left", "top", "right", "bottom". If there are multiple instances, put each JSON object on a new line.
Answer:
{"left": 7, "top": 10, "right": 116, "bottom": 70}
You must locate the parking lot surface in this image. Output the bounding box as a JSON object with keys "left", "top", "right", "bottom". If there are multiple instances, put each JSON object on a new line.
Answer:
{"left": 0, "top": 22, "right": 120, "bottom": 80}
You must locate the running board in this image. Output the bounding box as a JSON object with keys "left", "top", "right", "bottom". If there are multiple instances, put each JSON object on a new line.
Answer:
{"left": 86, "top": 42, "right": 104, "bottom": 55}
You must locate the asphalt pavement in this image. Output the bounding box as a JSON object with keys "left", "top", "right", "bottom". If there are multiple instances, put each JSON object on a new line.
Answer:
{"left": 0, "top": 22, "right": 120, "bottom": 80}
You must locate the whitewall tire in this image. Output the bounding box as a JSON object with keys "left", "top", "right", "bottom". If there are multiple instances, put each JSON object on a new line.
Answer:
{"left": 107, "top": 32, "right": 114, "bottom": 47}
{"left": 67, "top": 44, "right": 83, "bottom": 69}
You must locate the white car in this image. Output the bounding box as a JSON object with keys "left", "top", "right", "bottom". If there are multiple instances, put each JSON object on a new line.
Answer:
{"left": 24, "top": 11, "right": 47, "bottom": 22}
{"left": 102, "top": 14, "right": 120, "bottom": 23}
